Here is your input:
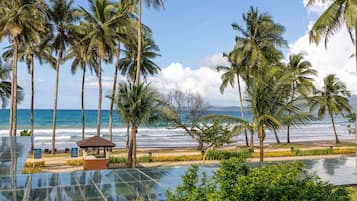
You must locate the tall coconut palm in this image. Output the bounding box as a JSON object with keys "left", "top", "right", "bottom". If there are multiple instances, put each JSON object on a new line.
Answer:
{"left": 80, "top": 0, "right": 126, "bottom": 137}
{"left": 134, "top": 0, "right": 165, "bottom": 85}
{"left": 120, "top": 34, "right": 161, "bottom": 81}
{"left": 67, "top": 38, "right": 97, "bottom": 140}
{"left": 247, "top": 65, "right": 291, "bottom": 161}
{"left": 228, "top": 7, "right": 287, "bottom": 149}
{"left": 230, "top": 6, "right": 287, "bottom": 73}
{"left": 285, "top": 54, "right": 317, "bottom": 143}
{"left": 3, "top": 41, "right": 55, "bottom": 150}
{"left": 0, "top": 0, "right": 47, "bottom": 136}
{"left": 307, "top": 0, "right": 357, "bottom": 135}
{"left": 310, "top": 74, "right": 352, "bottom": 143}
{"left": 116, "top": 82, "right": 175, "bottom": 168}
{"left": 217, "top": 53, "right": 249, "bottom": 146}
{"left": 48, "top": 0, "right": 81, "bottom": 154}
{"left": 202, "top": 65, "right": 292, "bottom": 162}
{"left": 108, "top": 1, "right": 134, "bottom": 142}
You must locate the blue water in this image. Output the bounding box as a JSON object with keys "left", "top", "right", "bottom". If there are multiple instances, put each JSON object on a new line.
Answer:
{"left": 0, "top": 109, "right": 353, "bottom": 149}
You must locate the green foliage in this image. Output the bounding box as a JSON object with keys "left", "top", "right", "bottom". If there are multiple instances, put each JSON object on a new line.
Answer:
{"left": 152, "top": 155, "right": 202, "bottom": 162}
{"left": 167, "top": 158, "right": 351, "bottom": 201}
{"left": 22, "top": 167, "right": 42, "bottom": 174}
{"left": 66, "top": 159, "right": 83, "bottom": 166}
{"left": 24, "top": 161, "right": 45, "bottom": 168}
{"left": 166, "top": 165, "right": 213, "bottom": 201}
{"left": 20, "top": 129, "right": 31, "bottom": 136}
{"left": 108, "top": 156, "right": 127, "bottom": 164}
{"left": 205, "top": 150, "right": 250, "bottom": 160}
{"left": 198, "top": 120, "right": 235, "bottom": 149}
{"left": 294, "top": 148, "right": 332, "bottom": 156}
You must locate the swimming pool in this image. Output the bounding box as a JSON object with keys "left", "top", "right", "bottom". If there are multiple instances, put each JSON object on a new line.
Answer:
{"left": 1, "top": 137, "right": 357, "bottom": 200}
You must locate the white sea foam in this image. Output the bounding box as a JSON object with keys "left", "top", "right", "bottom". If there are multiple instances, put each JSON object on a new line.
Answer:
{"left": 0, "top": 120, "right": 354, "bottom": 149}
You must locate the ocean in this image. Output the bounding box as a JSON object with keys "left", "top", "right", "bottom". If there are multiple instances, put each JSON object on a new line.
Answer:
{"left": 0, "top": 109, "right": 354, "bottom": 149}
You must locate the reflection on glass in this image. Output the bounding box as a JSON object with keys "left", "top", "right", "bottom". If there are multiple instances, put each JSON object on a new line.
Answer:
{"left": 322, "top": 158, "right": 347, "bottom": 176}
{"left": 302, "top": 159, "right": 318, "bottom": 169}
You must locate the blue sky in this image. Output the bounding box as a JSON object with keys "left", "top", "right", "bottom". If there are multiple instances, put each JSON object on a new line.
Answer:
{"left": 2, "top": 0, "right": 355, "bottom": 109}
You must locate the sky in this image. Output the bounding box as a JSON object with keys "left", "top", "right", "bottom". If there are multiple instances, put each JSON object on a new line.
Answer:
{"left": 2, "top": 0, "right": 355, "bottom": 109}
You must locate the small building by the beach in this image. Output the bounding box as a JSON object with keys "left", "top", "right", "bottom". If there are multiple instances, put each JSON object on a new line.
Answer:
{"left": 76, "top": 136, "right": 115, "bottom": 170}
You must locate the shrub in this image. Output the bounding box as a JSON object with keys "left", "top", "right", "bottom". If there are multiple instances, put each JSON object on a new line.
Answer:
{"left": 22, "top": 167, "right": 42, "bottom": 174}
{"left": 152, "top": 154, "right": 202, "bottom": 162}
{"left": 205, "top": 150, "right": 250, "bottom": 160}
{"left": 20, "top": 130, "right": 31, "bottom": 136}
{"left": 251, "top": 151, "right": 294, "bottom": 158}
{"left": 108, "top": 156, "right": 127, "bottom": 164}
{"left": 294, "top": 148, "right": 332, "bottom": 156}
{"left": 25, "top": 161, "right": 45, "bottom": 168}
{"left": 66, "top": 159, "right": 83, "bottom": 166}
{"left": 332, "top": 148, "right": 355, "bottom": 154}
{"left": 137, "top": 156, "right": 151, "bottom": 163}
{"left": 166, "top": 158, "right": 350, "bottom": 201}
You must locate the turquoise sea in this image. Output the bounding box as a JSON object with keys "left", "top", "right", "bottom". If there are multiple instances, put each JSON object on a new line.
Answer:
{"left": 0, "top": 109, "right": 353, "bottom": 149}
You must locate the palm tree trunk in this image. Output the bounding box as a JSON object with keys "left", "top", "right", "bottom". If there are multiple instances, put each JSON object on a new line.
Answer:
{"left": 258, "top": 127, "right": 265, "bottom": 162}
{"left": 127, "top": 124, "right": 137, "bottom": 168}
{"left": 287, "top": 125, "right": 291, "bottom": 144}
{"left": 10, "top": 137, "right": 17, "bottom": 201}
{"left": 287, "top": 83, "right": 295, "bottom": 144}
{"left": 109, "top": 45, "right": 121, "bottom": 141}
{"left": 97, "top": 60, "right": 102, "bottom": 136}
{"left": 81, "top": 66, "right": 86, "bottom": 140}
{"left": 135, "top": 0, "right": 142, "bottom": 86}
{"left": 133, "top": 125, "right": 137, "bottom": 168}
{"left": 126, "top": 122, "right": 130, "bottom": 149}
{"left": 236, "top": 75, "right": 248, "bottom": 146}
{"left": 273, "top": 128, "right": 280, "bottom": 144}
{"left": 31, "top": 55, "right": 35, "bottom": 150}
{"left": 9, "top": 38, "right": 19, "bottom": 136}
{"left": 52, "top": 47, "right": 63, "bottom": 155}
{"left": 330, "top": 113, "right": 340, "bottom": 144}
{"left": 249, "top": 127, "right": 254, "bottom": 152}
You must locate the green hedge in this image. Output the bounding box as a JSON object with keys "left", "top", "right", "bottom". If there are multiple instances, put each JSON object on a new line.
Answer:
{"left": 24, "top": 161, "right": 45, "bottom": 168}
{"left": 205, "top": 150, "right": 250, "bottom": 160}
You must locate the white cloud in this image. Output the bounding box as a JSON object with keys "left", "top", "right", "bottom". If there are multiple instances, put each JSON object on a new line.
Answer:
{"left": 151, "top": 62, "right": 241, "bottom": 106}
{"left": 200, "top": 53, "right": 229, "bottom": 69}
{"left": 303, "top": 0, "right": 332, "bottom": 14}
{"left": 290, "top": 2, "right": 356, "bottom": 94}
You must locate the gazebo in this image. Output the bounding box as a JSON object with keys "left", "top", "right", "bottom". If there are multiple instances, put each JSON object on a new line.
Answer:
{"left": 76, "top": 136, "right": 115, "bottom": 170}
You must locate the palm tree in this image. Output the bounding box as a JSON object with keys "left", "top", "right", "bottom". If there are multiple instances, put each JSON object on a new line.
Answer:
{"left": 285, "top": 54, "right": 317, "bottom": 143}
{"left": 48, "top": 0, "right": 81, "bottom": 154}
{"left": 120, "top": 34, "right": 161, "bottom": 81}
{"left": 3, "top": 41, "right": 55, "bottom": 150}
{"left": 67, "top": 38, "right": 97, "bottom": 140}
{"left": 108, "top": 1, "right": 134, "bottom": 142}
{"left": 81, "top": 0, "right": 128, "bottom": 137}
{"left": 202, "top": 65, "right": 291, "bottom": 162}
{"left": 217, "top": 53, "right": 249, "bottom": 146}
{"left": 307, "top": 0, "right": 357, "bottom": 137}
{"left": 227, "top": 7, "right": 287, "bottom": 149}
{"left": 310, "top": 74, "right": 352, "bottom": 144}
{"left": 116, "top": 82, "right": 175, "bottom": 168}
{"left": 134, "top": 0, "right": 165, "bottom": 85}
{"left": 230, "top": 6, "right": 287, "bottom": 73}
{"left": 0, "top": 0, "right": 47, "bottom": 136}
{"left": 0, "top": 60, "right": 23, "bottom": 109}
